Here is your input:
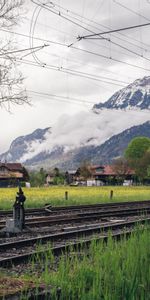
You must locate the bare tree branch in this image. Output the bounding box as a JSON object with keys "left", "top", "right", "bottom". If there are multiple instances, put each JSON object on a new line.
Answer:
{"left": 0, "top": 0, "right": 24, "bottom": 28}
{"left": 0, "top": 0, "right": 29, "bottom": 110}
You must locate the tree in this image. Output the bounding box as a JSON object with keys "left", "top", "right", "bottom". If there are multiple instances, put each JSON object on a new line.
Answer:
{"left": 0, "top": 0, "right": 29, "bottom": 109}
{"left": 29, "top": 168, "right": 46, "bottom": 187}
{"left": 125, "top": 137, "right": 150, "bottom": 182}
{"left": 112, "top": 158, "right": 131, "bottom": 183}
{"left": 52, "top": 167, "right": 65, "bottom": 185}
{"left": 125, "top": 137, "right": 150, "bottom": 161}
{"left": 22, "top": 166, "right": 29, "bottom": 181}
{"left": 80, "top": 161, "right": 92, "bottom": 181}
{"left": 135, "top": 150, "right": 150, "bottom": 181}
{"left": 53, "top": 167, "right": 60, "bottom": 177}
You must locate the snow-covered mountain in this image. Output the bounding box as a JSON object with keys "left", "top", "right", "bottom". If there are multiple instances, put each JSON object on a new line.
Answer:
{"left": 0, "top": 128, "right": 50, "bottom": 163}
{"left": 0, "top": 76, "right": 150, "bottom": 169}
{"left": 93, "top": 76, "right": 150, "bottom": 110}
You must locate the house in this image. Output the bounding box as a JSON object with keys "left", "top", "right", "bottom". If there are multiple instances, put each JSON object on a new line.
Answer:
{"left": 65, "top": 169, "right": 81, "bottom": 184}
{"left": 91, "top": 165, "right": 134, "bottom": 185}
{"left": 66, "top": 165, "right": 134, "bottom": 186}
{"left": 45, "top": 173, "right": 55, "bottom": 185}
{"left": 0, "top": 163, "right": 28, "bottom": 187}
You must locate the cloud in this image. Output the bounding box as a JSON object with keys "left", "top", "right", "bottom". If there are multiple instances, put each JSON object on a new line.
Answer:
{"left": 20, "top": 108, "right": 150, "bottom": 162}
{"left": 1, "top": 0, "right": 150, "bottom": 156}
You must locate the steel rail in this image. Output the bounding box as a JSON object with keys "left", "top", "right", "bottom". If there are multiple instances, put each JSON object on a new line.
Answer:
{"left": 0, "top": 199, "right": 150, "bottom": 217}
{"left": 0, "top": 206, "right": 150, "bottom": 229}
{"left": 0, "top": 217, "right": 149, "bottom": 267}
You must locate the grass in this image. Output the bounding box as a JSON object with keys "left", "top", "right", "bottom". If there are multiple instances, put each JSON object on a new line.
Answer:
{"left": 0, "top": 186, "right": 150, "bottom": 210}
{"left": 25, "top": 225, "right": 150, "bottom": 300}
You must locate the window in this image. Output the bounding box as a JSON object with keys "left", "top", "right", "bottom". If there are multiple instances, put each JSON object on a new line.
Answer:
{"left": 95, "top": 167, "right": 104, "bottom": 173}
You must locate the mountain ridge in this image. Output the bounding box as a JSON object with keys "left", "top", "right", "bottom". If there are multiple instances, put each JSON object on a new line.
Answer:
{"left": 0, "top": 76, "right": 150, "bottom": 169}
{"left": 93, "top": 76, "right": 150, "bottom": 111}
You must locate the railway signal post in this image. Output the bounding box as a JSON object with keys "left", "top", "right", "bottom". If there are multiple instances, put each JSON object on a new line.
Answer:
{"left": 2, "top": 187, "right": 26, "bottom": 234}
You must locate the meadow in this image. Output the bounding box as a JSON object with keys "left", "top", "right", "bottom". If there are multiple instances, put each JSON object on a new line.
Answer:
{"left": 0, "top": 186, "right": 149, "bottom": 299}
{"left": 25, "top": 225, "right": 150, "bottom": 300}
{"left": 0, "top": 185, "right": 150, "bottom": 210}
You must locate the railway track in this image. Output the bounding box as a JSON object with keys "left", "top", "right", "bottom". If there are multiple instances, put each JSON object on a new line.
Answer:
{"left": 0, "top": 199, "right": 150, "bottom": 217}
{"left": 0, "top": 216, "right": 149, "bottom": 268}
{"left": 0, "top": 205, "right": 150, "bottom": 230}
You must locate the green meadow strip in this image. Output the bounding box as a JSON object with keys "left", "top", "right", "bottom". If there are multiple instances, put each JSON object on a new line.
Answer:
{"left": 25, "top": 225, "right": 150, "bottom": 300}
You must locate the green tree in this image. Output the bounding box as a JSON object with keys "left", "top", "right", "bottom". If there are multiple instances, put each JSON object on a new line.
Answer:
{"left": 22, "top": 167, "right": 29, "bottom": 181}
{"left": 136, "top": 150, "right": 150, "bottom": 180}
{"left": 125, "top": 137, "right": 150, "bottom": 161}
{"left": 52, "top": 167, "right": 65, "bottom": 185}
{"left": 53, "top": 167, "right": 60, "bottom": 177}
{"left": 29, "top": 168, "right": 46, "bottom": 187}
{"left": 125, "top": 137, "right": 150, "bottom": 182}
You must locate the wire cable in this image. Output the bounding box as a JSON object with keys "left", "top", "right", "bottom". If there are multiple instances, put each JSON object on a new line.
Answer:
{"left": 78, "top": 22, "right": 150, "bottom": 39}
{"left": 31, "top": 1, "right": 150, "bottom": 64}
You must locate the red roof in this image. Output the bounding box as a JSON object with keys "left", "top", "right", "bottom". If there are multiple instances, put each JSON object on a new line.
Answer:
{"left": 91, "top": 165, "right": 134, "bottom": 176}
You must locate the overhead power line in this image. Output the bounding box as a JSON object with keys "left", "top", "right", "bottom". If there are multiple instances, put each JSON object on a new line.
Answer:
{"left": 3, "top": 27, "right": 150, "bottom": 73}
{"left": 18, "top": 45, "right": 150, "bottom": 74}
{"left": 46, "top": 0, "right": 150, "bottom": 50}
{"left": 18, "top": 58, "right": 127, "bottom": 87}
{"left": 78, "top": 22, "right": 150, "bottom": 40}
{"left": 15, "top": 87, "right": 96, "bottom": 106}
{"left": 1, "top": 27, "right": 146, "bottom": 63}
{"left": 0, "top": 44, "right": 48, "bottom": 57}
{"left": 1, "top": 27, "right": 147, "bottom": 79}
{"left": 113, "top": 0, "right": 150, "bottom": 22}
{"left": 31, "top": 1, "right": 150, "bottom": 65}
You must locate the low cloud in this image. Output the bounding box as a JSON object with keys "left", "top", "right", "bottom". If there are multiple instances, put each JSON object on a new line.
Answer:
{"left": 20, "top": 108, "right": 150, "bottom": 162}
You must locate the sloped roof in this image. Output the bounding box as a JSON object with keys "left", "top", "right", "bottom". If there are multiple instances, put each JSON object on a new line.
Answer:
{"left": 91, "top": 165, "right": 134, "bottom": 176}
{"left": 0, "top": 163, "right": 24, "bottom": 172}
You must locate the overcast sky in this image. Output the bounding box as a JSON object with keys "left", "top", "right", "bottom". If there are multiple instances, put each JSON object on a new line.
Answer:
{"left": 0, "top": 0, "right": 150, "bottom": 153}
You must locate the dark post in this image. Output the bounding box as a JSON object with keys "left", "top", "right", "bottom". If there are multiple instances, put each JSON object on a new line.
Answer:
{"left": 13, "top": 201, "right": 21, "bottom": 228}
{"left": 56, "top": 287, "right": 61, "bottom": 300}
{"left": 14, "top": 187, "right": 26, "bottom": 229}
{"left": 110, "top": 190, "right": 113, "bottom": 200}
{"left": 65, "top": 191, "right": 68, "bottom": 200}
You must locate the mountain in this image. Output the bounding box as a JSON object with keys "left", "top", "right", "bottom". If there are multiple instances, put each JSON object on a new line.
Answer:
{"left": 76, "top": 121, "right": 150, "bottom": 166}
{"left": 0, "top": 76, "right": 150, "bottom": 169}
{"left": 93, "top": 76, "right": 150, "bottom": 110}
{"left": 1, "top": 120, "right": 149, "bottom": 170}
{"left": 0, "top": 127, "right": 50, "bottom": 163}
{"left": 24, "top": 121, "right": 150, "bottom": 169}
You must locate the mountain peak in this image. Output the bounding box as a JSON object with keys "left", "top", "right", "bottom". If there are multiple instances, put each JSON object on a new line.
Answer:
{"left": 93, "top": 76, "right": 150, "bottom": 111}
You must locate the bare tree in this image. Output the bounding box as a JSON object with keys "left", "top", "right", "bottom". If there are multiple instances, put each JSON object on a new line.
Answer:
{"left": 0, "top": 0, "right": 29, "bottom": 110}
{"left": 112, "top": 158, "right": 131, "bottom": 181}
{"left": 80, "top": 160, "right": 92, "bottom": 181}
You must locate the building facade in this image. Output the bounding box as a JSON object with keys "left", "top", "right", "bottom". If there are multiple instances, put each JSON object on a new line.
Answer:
{"left": 0, "top": 163, "right": 28, "bottom": 187}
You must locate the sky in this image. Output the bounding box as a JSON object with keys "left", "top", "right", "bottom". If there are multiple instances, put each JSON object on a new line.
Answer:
{"left": 0, "top": 0, "right": 150, "bottom": 153}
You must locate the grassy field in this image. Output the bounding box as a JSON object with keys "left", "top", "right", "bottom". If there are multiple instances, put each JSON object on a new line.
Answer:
{"left": 25, "top": 225, "right": 150, "bottom": 299}
{"left": 0, "top": 186, "right": 150, "bottom": 210}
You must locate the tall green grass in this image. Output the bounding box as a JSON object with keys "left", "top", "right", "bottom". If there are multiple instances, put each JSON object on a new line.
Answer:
{"left": 28, "top": 225, "right": 150, "bottom": 300}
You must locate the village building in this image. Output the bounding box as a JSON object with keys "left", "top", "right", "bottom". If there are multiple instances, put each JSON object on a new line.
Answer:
{"left": 90, "top": 165, "right": 134, "bottom": 186}
{"left": 45, "top": 164, "right": 135, "bottom": 186}
{"left": 66, "top": 165, "right": 134, "bottom": 186}
{"left": 45, "top": 173, "right": 55, "bottom": 185}
{"left": 0, "top": 163, "right": 28, "bottom": 187}
{"left": 65, "top": 169, "right": 81, "bottom": 185}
